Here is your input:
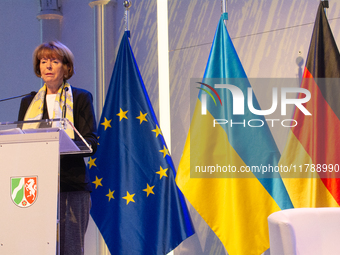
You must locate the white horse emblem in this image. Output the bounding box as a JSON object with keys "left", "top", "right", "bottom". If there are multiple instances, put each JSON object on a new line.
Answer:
{"left": 25, "top": 178, "right": 37, "bottom": 200}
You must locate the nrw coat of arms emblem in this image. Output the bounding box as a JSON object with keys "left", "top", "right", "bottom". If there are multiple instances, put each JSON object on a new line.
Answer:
{"left": 11, "top": 176, "right": 38, "bottom": 207}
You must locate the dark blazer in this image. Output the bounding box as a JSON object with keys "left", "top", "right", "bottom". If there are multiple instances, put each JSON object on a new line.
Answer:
{"left": 18, "top": 86, "right": 98, "bottom": 192}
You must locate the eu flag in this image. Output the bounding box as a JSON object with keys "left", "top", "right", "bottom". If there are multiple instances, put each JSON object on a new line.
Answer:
{"left": 89, "top": 31, "right": 194, "bottom": 255}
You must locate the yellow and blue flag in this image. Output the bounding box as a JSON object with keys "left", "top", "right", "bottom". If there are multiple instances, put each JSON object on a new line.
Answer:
{"left": 176, "top": 13, "right": 293, "bottom": 255}
{"left": 89, "top": 31, "right": 194, "bottom": 255}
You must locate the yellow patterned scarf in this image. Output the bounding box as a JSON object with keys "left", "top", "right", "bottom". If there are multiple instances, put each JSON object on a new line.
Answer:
{"left": 23, "top": 82, "right": 74, "bottom": 138}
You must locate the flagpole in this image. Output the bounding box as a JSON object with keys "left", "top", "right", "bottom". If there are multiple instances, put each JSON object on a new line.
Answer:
{"left": 222, "top": 0, "right": 227, "bottom": 13}
{"left": 322, "top": 0, "right": 329, "bottom": 16}
{"left": 222, "top": 0, "right": 227, "bottom": 26}
{"left": 123, "top": 0, "right": 131, "bottom": 31}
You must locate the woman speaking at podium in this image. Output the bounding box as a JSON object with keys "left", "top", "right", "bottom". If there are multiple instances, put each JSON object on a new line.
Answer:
{"left": 17, "top": 41, "right": 98, "bottom": 255}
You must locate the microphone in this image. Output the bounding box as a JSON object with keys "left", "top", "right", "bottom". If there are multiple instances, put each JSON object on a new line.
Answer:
{"left": 0, "top": 91, "right": 36, "bottom": 102}
{"left": 62, "top": 87, "right": 69, "bottom": 118}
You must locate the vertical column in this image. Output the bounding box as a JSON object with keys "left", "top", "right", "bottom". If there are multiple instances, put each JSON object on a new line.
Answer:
{"left": 37, "top": 0, "right": 63, "bottom": 43}
{"left": 90, "top": 1, "right": 108, "bottom": 122}
{"left": 88, "top": 2, "right": 114, "bottom": 254}
{"left": 89, "top": 0, "right": 116, "bottom": 123}
{"left": 157, "top": 2, "right": 174, "bottom": 255}
{"left": 157, "top": 0, "right": 171, "bottom": 153}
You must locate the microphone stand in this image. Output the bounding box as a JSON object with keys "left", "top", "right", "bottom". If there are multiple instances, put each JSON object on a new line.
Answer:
{"left": 62, "top": 87, "right": 68, "bottom": 119}
{"left": 0, "top": 92, "right": 36, "bottom": 102}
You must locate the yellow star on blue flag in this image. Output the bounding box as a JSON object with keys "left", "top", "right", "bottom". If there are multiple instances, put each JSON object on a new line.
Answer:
{"left": 159, "top": 145, "right": 169, "bottom": 158}
{"left": 122, "top": 191, "right": 135, "bottom": 205}
{"left": 136, "top": 111, "right": 148, "bottom": 124}
{"left": 88, "top": 157, "right": 97, "bottom": 169}
{"left": 117, "top": 108, "right": 128, "bottom": 121}
{"left": 143, "top": 183, "right": 155, "bottom": 197}
{"left": 101, "top": 117, "right": 112, "bottom": 130}
{"left": 92, "top": 176, "right": 103, "bottom": 189}
{"left": 152, "top": 125, "right": 162, "bottom": 137}
{"left": 106, "top": 189, "right": 115, "bottom": 201}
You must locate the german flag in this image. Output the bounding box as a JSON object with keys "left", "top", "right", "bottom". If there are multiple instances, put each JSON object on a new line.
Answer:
{"left": 279, "top": 1, "right": 340, "bottom": 207}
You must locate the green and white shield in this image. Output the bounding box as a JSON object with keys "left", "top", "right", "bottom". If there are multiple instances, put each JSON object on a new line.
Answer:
{"left": 11, "top": 176, "right": 38, "bottom": 208}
